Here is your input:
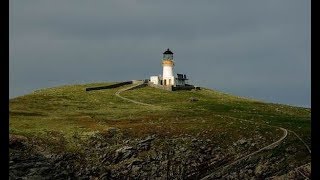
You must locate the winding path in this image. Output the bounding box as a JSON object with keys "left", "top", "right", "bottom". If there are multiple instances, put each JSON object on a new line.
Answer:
{"left": 114, "top": 84, "right": 311, "bottom": 179}
{"left": 201, "top": 127, "right": 288, "bottom": 180}
{"left": 296, "top": 167, "right": 310, "bottom": 180}
{"left": 289, "top": 130, "right": 311, "bottom": 154}
{"left": 200, "top": 115, "right": 310, "bottom": 180}
{"left": 115, "top": 83, "right": 155, "bottom": 107}
{"left": 115, "top": 83, "right": 164, "bottom": 109}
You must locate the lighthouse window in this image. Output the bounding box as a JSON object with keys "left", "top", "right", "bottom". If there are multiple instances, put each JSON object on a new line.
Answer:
{"left": 163, "top": 54, "right": 173, "bottom": 60}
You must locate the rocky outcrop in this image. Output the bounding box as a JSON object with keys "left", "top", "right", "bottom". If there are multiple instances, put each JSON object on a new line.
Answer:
{"left": 9, "top": 132, "right": 311, "bottom": 179}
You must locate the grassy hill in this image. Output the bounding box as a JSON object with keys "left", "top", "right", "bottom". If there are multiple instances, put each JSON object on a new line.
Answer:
{"left": 9, "top": 82, "right": 311, "bottom": 179}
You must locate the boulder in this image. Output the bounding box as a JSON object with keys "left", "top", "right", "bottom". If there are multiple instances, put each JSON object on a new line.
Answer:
{"left": 9, "top": 134, "right": 28, "bottom": 149}
{"left": 137, "top": 135, "right": 155, "bottom": 151}
{"left": 238, "top": 139, "right": 247, "bottom": 145}
{"left": 114, "top": 146, "right": 136, "bottom": 163}
{"left": 189, "top": 97, "right": 199, "bottom": 102}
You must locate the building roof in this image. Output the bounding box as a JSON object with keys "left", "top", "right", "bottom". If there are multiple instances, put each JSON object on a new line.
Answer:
{"left": 163, "top": 48, "right": 174, "bottom": 54}
{"left": 177, "top": 73, "right": 188, "bottom": 80}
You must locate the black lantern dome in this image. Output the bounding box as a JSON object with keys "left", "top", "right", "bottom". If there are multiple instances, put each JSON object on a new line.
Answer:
{"left": 163, "top": 48, "right": 173, "bottom": 60}
{"left": 163, "top": 48, "right": 173, "bottom": 54}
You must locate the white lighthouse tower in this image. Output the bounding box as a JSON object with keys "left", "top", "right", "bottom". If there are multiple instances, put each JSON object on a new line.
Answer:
{"left": 162, "top": 48, "right": 175, "bottom": 86}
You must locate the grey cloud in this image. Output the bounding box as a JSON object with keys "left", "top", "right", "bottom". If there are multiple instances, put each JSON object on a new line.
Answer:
{"left": 10, "top": 0, "right": 310, "bottom": 107}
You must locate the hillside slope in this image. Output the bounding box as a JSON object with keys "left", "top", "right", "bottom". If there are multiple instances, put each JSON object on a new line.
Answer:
{"left": 9, "top": 82, "right": 311, "bottom": 179}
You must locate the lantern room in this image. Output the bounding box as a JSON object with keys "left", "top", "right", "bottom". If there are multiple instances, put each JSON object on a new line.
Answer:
{"left": 163, "top": 48, "right": 174, "bottom": 60}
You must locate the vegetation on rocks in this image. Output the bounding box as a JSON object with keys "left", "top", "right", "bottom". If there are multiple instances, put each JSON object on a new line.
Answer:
{"left": 9, "top": 82, "right": 311, "bottom": 179}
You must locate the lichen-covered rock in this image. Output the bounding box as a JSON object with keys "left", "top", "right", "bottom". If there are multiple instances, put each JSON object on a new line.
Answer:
{"left": 114, "top": 146, "right": 136, "bottom": 163}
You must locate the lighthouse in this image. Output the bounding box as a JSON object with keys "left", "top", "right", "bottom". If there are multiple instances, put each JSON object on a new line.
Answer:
{"left": 149, "top": 48, "right": 193, "bottom": 91}
{"left": 162, "top": 48, "right": 175, "bottom": 86}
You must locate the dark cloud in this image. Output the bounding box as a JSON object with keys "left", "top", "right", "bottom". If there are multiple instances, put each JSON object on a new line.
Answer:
{"left": 10, "top": 0, "right": 310, "bottom": 107}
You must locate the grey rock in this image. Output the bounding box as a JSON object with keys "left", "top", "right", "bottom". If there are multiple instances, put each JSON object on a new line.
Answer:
{"left": 137, "top": 135, "right": 155, "bottom": 151}
{"left": 9, "top": 134, "right": 28, "bottom": 149}
{"left": 238, "top": 139, "right": 247, "bottom": 145}
{"left": 285, "top": 146, "right": 297, "bottom": 153}
{"left": 114, "top": 146, "right": 136, "bottom": 163}
{"left": 189, "top": 97, "right": 199, "bottom": 102}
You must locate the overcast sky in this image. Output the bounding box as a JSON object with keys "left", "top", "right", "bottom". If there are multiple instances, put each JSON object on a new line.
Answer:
{"left": 9, "top": 0, "right": 310, "bottom": 107}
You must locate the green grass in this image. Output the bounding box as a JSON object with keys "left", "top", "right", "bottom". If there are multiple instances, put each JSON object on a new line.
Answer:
{"left": 9, "top": 82, "right": 310, "bottom": 161}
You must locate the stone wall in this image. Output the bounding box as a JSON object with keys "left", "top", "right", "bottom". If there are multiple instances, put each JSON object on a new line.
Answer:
{"left": 85, "top": 81, "right": 132, "bottom": 91}
{"left": 132, "top": 80, "right": 145, "bottom": 84}
{"left": 172, "top": 85, "right": 195, "bottom": 91}
{"left": 127, "top": 83, "right": 148, "bottom": 91}
{"left": 148, "top": 82, "right": 196, "bottom": 91}
{"left": 148, "top": 82, "right": 173, "bottom": 91}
